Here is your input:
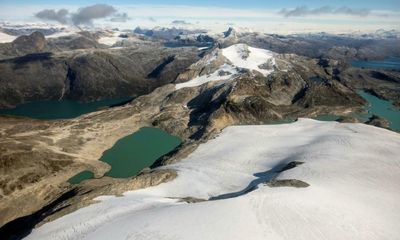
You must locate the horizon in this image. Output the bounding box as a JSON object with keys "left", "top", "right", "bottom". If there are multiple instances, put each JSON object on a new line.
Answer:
{"left": 0, "top": 1, "right": 399, "bottom": 34}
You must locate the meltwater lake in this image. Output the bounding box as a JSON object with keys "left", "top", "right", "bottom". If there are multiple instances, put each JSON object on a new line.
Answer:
{"left": 68, "top": 127, "right": 181, "bottom": 184}
{"left": 100, "top": 127, "right": 181, "bottom": 178}
{"left": 0, "top": 97, "right": 134, "bottom": 120}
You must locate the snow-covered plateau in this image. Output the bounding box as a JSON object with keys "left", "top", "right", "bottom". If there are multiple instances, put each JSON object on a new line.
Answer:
{"left": 26, "top": 119, "right": 400, "bottom": 240}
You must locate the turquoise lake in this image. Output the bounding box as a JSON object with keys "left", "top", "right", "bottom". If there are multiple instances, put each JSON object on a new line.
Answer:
{"left": 357, "top": 90, "right": 400, "bottom": 132}
{"left": 67, "top": 127, "right": 181, "bottom": 183}
{"left": 101, "top": 127, "right": 181, "bottom": 178}
{"left": 0, "top": 97, "right": 133, "bottom": 120}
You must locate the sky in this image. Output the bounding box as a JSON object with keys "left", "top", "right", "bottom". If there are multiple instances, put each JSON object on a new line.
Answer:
{"left": 0, "top": 0, "right": 399, "bottom": 34}
{"left": 2, "top": 0, "right": 400, "bottom": 10}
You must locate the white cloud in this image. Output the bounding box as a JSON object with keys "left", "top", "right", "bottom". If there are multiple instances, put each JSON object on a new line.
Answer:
{"left": 171, "top": 20, "right": 192, "bottom": 25}
{"left": 279, "top": 6, "right": 371, "bottom": 18}
{"left": 0, "top": 4, "right": 399, "bottom": 34}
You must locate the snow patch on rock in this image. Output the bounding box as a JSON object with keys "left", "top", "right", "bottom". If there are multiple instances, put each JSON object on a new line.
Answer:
{"left": 175, "top": 63, "right": 238, "bottom": 90}
{"left": 98, "top": 31, "right": 126, "bottom": 46}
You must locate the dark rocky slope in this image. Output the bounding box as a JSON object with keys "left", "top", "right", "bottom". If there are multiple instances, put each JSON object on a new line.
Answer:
{"left": 339, "top": 68, "right": 400, "bottom": 107}
{"left": 0, "top": 44, "right": 200, "bottom": 108}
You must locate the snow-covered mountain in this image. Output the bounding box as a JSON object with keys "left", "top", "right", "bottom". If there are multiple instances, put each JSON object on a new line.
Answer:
{"left": 133, "top": 26, "right": 207, "bottom": 40}
{"left": 0, "top": 22, "right": 80, "bottom": 43}
{"left": 0, "top": 22, "right": 135, "bottom": 46}
{"left": 223, "top": 27, "right": 237, "bottom": 38}
{"left": 25, "top": 119, "right": 400, "bottom": 240}
{"left": 175, "top": 43, "right": 276, "bottom": 89}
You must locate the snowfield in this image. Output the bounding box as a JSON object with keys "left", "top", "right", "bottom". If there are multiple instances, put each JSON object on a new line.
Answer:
{"left": 26, "top": 119, "right": 400, "bottom": 240}
{"left": 0, "top": 22, "right": 81, "bottom": 41}
{"left": 222, "top": 43, "right": 276, "bottom": 77}
{"left": 175, "top": 44, "right": 275, "bottom": 90}
{"left": 98, "top": 31, "right": 127, "bottom": 46}
{"left": 45, "top": 29, "right": 79, "bottom": 39}
{"left": 0, "top": 31, "right": 16, "bottom": 43}
{"left": 175, "top": 63, "right": 238, "bottom": 90}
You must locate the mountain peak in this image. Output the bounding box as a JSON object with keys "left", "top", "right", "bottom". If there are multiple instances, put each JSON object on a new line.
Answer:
{"left": 12, "top": 31, "right": 47, "bottom": 53}
{"left": 175, "top": 43, "right": 276, "bottom": 89}
{"left": 223, "top": 27, "right": 236, "bottom": 38}
{"left": 221, "top": 44, "right": 275, "bottom": 76}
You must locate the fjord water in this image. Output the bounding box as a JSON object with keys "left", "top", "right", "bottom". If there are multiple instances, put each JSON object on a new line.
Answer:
{"left": 357, "top": 90, "right": 400, "bottom": 132}
{"left": 100, "top": 127, "right": 181, "bottom": 178}
{"left": 351, "top": 57, "right": 400, "bottom": 70}
{"left": 0, "top": 97, "right": 133, "bottom": 120}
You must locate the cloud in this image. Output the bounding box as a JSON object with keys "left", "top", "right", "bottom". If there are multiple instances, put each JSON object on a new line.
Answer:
{"left": 334, "top": 7, "right": 370, "bottom": 16}
{"left": 148, "top": 17, "right": 157, "bottom": 22}
{"left": 109, "top": 12, "right": 130, "bottom": 22}
{"left": 35, "top": 9, "right": 69, "bottom": 24}
{"left": 35, "top": 4, "right": 123, "bottom": 26}
{"left": 280, "top": 6, "right": 370, "bottom": 17}
{"left": 24, "top": 4, "right": 400, "bottom": 34}
{"left": 171, "top": 20, "right": 191, "bottom": 25}
{"left": 71, "top": 4, "right": 116, "bottom": 25}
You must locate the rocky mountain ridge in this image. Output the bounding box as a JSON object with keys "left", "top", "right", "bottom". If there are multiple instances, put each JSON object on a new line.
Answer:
{"left": 0, "top": 37, "right": 200, "bottom": 108}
